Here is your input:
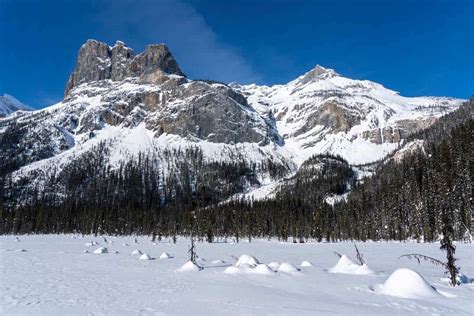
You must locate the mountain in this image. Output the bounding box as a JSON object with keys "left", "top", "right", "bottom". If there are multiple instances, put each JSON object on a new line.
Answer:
{"left": 0, "top": 39, "right": 464, "bottom": 205}
{"left": 0, "top": 94, "right": 33, "bottom": 117}
{"left": 232, "top": 65, "right": 461, "bottom": 165}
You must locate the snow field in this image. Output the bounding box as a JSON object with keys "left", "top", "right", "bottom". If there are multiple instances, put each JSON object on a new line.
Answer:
{"left": 1, "top": 235, "right": 473, "bottom": 315}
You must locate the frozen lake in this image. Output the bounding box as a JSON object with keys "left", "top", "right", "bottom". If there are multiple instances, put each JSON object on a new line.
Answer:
{"left": 1, "top": 235, "right": 473, "bottom": 315}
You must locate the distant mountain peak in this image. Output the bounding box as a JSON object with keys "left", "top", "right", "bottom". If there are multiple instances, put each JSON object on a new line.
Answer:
{"left": 312, "top": 64, "right": 338, "bottom": 76}
{"left": 65, "top": 39, "right": 185, "bottom": 96}
{"left": 113, "top": 40, "right": 126, "bottom": 47}
{"left": 296, "top": 64, "right": 339, "bottom": 84}
{"left": 0, "top": 94, "right": 33, "bottom": 117}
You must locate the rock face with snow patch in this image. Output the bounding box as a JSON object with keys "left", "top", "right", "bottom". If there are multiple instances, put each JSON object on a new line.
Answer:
{"left": 65, "top": 39, "right": 185, "bottom": 95}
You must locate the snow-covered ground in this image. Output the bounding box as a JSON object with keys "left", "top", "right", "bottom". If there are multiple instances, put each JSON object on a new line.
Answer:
{"left": 1, "top": 235, "right": 473, "bottom": 315}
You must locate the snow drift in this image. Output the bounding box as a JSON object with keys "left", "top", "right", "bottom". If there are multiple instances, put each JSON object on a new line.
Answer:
{"left": 177, "top": 261, "right": 201, "bottom": 273}
{"left": 93, "top": 247, "right": 108, "bottom": 254}
{"left": 235, "top": 255, "right": 259, "bottom": 268}
{"left": 381, "top": 268, "right": 441, "bottom": 299}
{"left": 329, "top": 255, "right": 374, "bottom": 275}
{"left": 300, "top": 261, "right": 313, "bottom": 267}
{"left": 159, "top": 252, "right": 171, "bottom": 259}
{"left": 278, "top": 262, "right": 300, "bottom": 275}
{"left": 138, "top": 253, "right": 152, "bottom": 260}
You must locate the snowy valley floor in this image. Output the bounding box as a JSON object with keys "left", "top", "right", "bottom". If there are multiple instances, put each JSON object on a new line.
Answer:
{"left": 1, "top": 235, "right": 473, "bottom": 315}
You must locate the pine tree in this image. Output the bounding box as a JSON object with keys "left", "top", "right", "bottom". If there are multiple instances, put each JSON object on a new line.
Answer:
{"left": 440, "top": 206, "right": 460, "bottom": 287}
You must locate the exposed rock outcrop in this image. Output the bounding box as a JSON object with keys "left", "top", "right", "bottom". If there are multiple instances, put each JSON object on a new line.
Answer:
{"left": 294, "top": 101, "right": 361, "bottom": 136}
{"left": 361, "top": 117, "right": 438, "bottom": 144}
{"left": 297, "top": 65, "right": 339, "bottom": 85}
{"left": 65, "top": 40, "right": 185, "bottom": 96}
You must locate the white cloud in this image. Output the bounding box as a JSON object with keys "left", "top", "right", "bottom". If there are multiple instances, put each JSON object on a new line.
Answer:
{"left": 94, "top": 0, "right": 262, "bottom": 84}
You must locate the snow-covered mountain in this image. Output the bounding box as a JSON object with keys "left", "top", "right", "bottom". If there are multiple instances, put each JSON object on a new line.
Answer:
{"left": 0, "top": 94, "right": 33, "bottom": 117}
{"left": 232, "top": 65, "right": 461, "bottom": 165}
{"left": 0, "top": 39, "right": 463, "bottom": 198}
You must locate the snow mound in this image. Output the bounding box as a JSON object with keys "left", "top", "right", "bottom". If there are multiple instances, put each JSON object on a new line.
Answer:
{"left": 239, "top": 263, "right": 254, "bottom": 270}
{"left": 224, "top": 264, "right": 275, "bottom": 276}
{"left": 278, "top": 262, "right": 300, "bottom": 274}
{"left": 268, "top": 262, "right": 281, "bottom": 270}
{"left": 15, "top": 249, "right": 27, "bottom": 253}
{"left": 355, "top": 264, "right": 375, "bottom": 275}
{"left": 85, "top": 241, "right": 99, "bottom": 246}
{"left": 159, "top": 252, "right": 171, "bottom": 259}
{"left": 93, "top": 247, "right": 108, "bottom": 254}
{"left": 122, "top": 243, "right": 129, "bottom": 246}
{"left": 130, "top": 249, "right": 142, "bottom": 255}
{"left": 253, "top": 264, "right": 276, "bottom": 275}
{"left": 301, "top": 260, "right": 313, "bottom": 267}
{"left": 83, "top": 250, "right": 89, "bottom": 253}
{"left": 224, "top": 266, "right": 243, "bottom": 275}
{"left": 381, "top": 268, "right": 441, "bottom": 299}
{"left": 177, "top": 261, "right": 201, "bottom": 272}
{"left": 138, "top": 253, "right": 151, "bottom": 260}
{"left": 211, "top": 259, "right": 225, "bottom": 264}
{"left": 329, "top": 255, "right": 374, "bottom": 275}
{"left": 235, "top": 255, "right": 259, "bottom": 267}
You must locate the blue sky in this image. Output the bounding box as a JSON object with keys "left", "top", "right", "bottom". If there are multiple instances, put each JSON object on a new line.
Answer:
{"left": 0, "top": 0, "right": 472, "bottom": 108}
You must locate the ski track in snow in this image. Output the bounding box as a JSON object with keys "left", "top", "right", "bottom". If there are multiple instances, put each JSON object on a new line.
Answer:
{"left": 1, "top": 235, "right": 473, "bottom": 315}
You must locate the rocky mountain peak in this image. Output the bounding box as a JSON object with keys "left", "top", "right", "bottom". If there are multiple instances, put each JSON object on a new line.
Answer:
{"left": 65, "top": 39, "right": 185, "bottom": 96}
{"left": 296, "top": 64, "right": 339, "bottom": 85}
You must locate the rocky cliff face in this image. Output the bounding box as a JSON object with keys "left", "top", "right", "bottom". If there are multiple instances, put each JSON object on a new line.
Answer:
{"left": 58, "top": 40, "right": 277, "bottom": 145}
{"left": 65, "top": 40, "right": 185, "bottom": 96}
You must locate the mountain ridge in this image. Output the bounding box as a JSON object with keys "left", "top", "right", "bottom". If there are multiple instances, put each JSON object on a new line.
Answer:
{"left": 0, "top": 39, "right": 464, "bottom": 201}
